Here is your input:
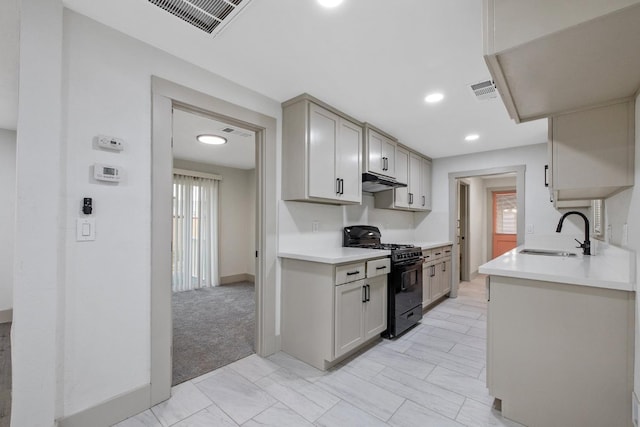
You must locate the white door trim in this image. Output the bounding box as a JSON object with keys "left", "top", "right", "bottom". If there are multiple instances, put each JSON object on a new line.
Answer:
{"left": 448, "top": 165, "right": 525, "bottom": 296}
{"left": 150, "top": 77, "right": 278, "bottom": 405}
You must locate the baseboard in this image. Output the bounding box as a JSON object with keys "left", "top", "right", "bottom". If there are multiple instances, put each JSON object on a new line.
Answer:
{"left": 0, "top": 309, "right": 12, "bottom": 324}
{"left": 220, "top": 273, "right": 255, "bottom": 285}
{"left": 58, "top": 384, "right": 151, "bottom": 427}
{"left": 470, "top": 270, "right": 479, "bottom": 280}
{"left": 633, "top": 391, "right": 639, "bottom": 427}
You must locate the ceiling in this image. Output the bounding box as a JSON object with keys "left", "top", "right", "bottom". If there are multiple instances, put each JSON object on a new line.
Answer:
{"left": 1, "top": 0, "right": 548, "bottom": 158}
{"left": 172, "top": 108, "right": 255, "bottom": 169}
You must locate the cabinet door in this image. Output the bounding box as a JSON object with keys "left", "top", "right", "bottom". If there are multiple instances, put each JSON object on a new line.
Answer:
{"left": 421, "top": 158, "right": 432, "bottom": 210}
{"left": 363, "top": 275, "right": 387, "bottom": 340}
{"left": 381, "top": 137, "right": 396, "bottom": 178}
{"left": 394, "top": 147, "right": 410, "bottom": 208}
{"left": 337, "top": 119, "right": 362, "bottom": 203}
{"left": 367, "top": 129, "right": 385, "bottom": 176}
{"left": 335, "top": 279, "right": 366, "bottom": 358}
{"left": 442, "top": 258, "right": 452, "bottom": 294}
{"left": 308, "top": 104, "right": 339, "bottom": 200}
{"left": 408, "top": 152, "right": 422, "bottom": 209}
{"left": 422, "top": 264, "right": 433, "bottom": 308}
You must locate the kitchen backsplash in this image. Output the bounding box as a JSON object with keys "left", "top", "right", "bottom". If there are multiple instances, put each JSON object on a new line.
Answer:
{"left": 278, "top": 194, "right": 419, "bottom": 251}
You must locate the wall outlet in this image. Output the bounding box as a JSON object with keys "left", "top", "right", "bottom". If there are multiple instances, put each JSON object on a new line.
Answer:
{"left": 526, "top": 224, "right": 534, "bottom": 234}
{"left": 312, "top": 221, "right": 319, "bottom": 233}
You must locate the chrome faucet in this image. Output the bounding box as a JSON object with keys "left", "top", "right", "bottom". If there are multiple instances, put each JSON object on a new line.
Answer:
{"left": 556, "top": 211, "right": 591, "bottom": 255}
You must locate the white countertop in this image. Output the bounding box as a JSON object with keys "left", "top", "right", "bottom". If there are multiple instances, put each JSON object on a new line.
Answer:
{"left": 479, "top": 244, "right": 635, "bottom": 292}
{"left": 278, "top": 247, "right": 391, "bottom": 264}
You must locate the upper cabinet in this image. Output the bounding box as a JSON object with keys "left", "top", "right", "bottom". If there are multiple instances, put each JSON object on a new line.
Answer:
{"left": 375, "top": 146, "right": 432, "bottom": 212}
{"left": 548, "top": 100, "right": 635, "bottom": 201}
{"left": 282, "top": 94, "right": 362, "bottom": 205}
{"left": 483, "top": 0, "right": 640, "bottom": 122}
{"left": 364, "top": 124, "right": 397, "bottom": 178}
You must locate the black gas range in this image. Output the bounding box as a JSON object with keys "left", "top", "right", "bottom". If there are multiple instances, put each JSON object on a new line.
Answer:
{"left": 343, "top": 225, "right": 423, "bottom": 337}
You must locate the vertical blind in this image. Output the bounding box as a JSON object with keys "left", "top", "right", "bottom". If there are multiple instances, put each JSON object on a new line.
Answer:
{"left": 496, "top": 192, "right": 517, "bottom": 234}
{"left": 172, "top": 173, "right": 220, "bottom": 292}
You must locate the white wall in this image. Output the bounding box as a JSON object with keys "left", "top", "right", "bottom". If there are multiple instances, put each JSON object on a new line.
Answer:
{"left": 0, "top": 129, "right": 16, "bottom": 314}
{"left": 417, "top": 143, "right": 586, "bottom": 247}
{"left": 58, "top": 10, "right": 281, "bottom": 417}
{"left": 173, "top": 159, "right": 255, "bottom": 280}
{"left": 279, "top": 194, "right": 417, "bottom": 251}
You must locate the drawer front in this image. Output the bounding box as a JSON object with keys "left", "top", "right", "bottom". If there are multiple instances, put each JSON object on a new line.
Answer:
{"left": 336, "top": 262, "right": 366, "bottom": 285}
{"left": 422, "top": 249, "right": 433, "bottom": 263}
{"left": 442, "top": 245, "right": 453, "bottom": 258}
{"left": 367, "top": 258, "right": 391, "bottom": 278}
{"left": 432, "top": 247, "right": 445, "bottom": 260}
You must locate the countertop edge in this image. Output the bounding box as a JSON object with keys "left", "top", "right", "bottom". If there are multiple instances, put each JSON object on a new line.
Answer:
{"left": 278, "top": 250, "right": 391, "bottom": 265}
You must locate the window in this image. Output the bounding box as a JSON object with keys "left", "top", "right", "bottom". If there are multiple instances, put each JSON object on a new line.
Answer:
{"left": 495, "top": 192, "right": 517, "bottom": 234}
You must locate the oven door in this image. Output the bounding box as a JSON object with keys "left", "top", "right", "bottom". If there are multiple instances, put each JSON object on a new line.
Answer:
{"left": 392, "top": 258, "right": 423, "bottom": 315}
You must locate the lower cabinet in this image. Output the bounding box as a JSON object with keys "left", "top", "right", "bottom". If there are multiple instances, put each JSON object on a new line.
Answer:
{"left": 422, "top": 245, "right": 452, "bottom": 308}
{"left": 335, "top": 275, "right": 387, "bottom": 358}
{"left": 281, "top": 257, "right": 389, "bottom": 370}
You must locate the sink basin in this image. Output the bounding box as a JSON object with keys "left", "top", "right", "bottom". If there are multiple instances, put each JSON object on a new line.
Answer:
{"left": 519, "top": 249, "right": 577, "bottom": 257}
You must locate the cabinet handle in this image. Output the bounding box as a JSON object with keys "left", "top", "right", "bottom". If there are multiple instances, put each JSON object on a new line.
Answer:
{"left": 366, "top": 284, "right": 370, "bottom": 302}
{"left": 346, "top": 271, "right": 360, "bottom": 276}
{"left": 422, "top": 195, "right": 425, "bottom": 206}
{"left": 442, "top": 262, "right": 446, "bottom": 272}
{"left": 336, "top": 178, "right": 341, "bottom": 194}
{"left": 544, "top": 164, "right": 549, "bottom": 187}
{"left": 409, "top": 193, "right": 413, "bottom": 204}
{"left": 430, "top": 265, "right": 436, "bottom": 277}
{"left": 375, "top": 266, "right": 387, "bottom": 270}
{"left": 362, "top": 285, "right": 367, "bottom": 303}
{"left": 340, "top": 178, "right": 344, "bottom": 195}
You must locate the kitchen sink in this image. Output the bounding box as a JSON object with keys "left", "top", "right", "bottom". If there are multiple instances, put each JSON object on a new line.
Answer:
{"left": 519, "top": 248, "right": 577, "bottom": 257}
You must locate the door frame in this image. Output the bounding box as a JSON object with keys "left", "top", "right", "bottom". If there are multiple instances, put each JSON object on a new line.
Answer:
{"left": 448, "top": 165, "right": 525, "bottom": 296}
{"left": 150, "top": 77, "right": 278, "bottom": 404}
{"left": 458, "top": 180, "right": 470, "bottom": 282}
{"left": 486, "top": 185, "right": 517, "bottom": 260}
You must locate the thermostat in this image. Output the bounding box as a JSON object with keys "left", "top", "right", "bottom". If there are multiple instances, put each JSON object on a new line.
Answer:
{"left": 94, "top": 163, "right": 122, "bottom": 182}
{"left": 97, "top": 135, "right": 124, "bottom": 151}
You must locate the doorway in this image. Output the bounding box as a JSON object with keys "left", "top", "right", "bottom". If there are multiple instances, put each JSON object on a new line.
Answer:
{"left": 170, "top": 108, "right": 257, "bottom": 385}
{"left": 448, "top": 166, "right": 525, "bottom": 296}
{"left": 150, "top": 77, "right": 278, "bottom": 405}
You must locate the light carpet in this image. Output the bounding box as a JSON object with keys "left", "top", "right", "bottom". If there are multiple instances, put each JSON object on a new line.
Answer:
{"left": 172, "top": 282, "right": 255, "bottom": 385}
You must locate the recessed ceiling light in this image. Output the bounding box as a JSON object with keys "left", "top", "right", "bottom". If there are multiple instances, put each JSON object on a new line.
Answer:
{"left": 424, "top": 93, "right": 444, "bottom": 104}
{"left": 318, "top": 0, "right": 343, "bottom": 8}
{"left": 464, "top": 134, "right": 480, "bottom": 142}
{"left": 197, "top": 134, "right": 227, "bottom": 145}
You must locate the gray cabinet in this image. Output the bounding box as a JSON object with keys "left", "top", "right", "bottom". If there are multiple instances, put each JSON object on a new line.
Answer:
{"left": 282, "top": 94, "right": 362, "bottom": 205}
{"left": 281, "top": 256, "right": 389, "bottom": 370}
{"left": 335, "top": 274, "right": 387, "bottom": 358}
{"left": 364, "top": 124, "right": 397, "bottom": 178}
{"left": 375, "top": 147, "right": 432, "bottom": 212}
{"left": 422, "top": 245, "right": 452, "bottom": 308}
{"left": 486, "top": 275, "right": 634, "bottom": 427}
{"left": 483, "top": 1, "right": 640, "bottom": 123}
{"left": 548, "top": 100, "right": 634, "bottom": 201}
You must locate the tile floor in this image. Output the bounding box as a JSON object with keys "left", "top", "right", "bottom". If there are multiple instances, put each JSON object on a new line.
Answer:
{"left": 114, "top": 276, "right": 523, "bottom": 427}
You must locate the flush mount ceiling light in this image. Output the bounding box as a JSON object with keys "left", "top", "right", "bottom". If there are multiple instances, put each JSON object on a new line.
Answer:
{"left": 464, "top": 134, "right": 480, "bottom": 142}
{"left": 197, "top": 134, "right": 227, "bottom": 145}
{"left": 424, "top": 92, "right": 444, "bottom": 104}
{"left": 318, "top": 0, "right": 344, "bottom": 8}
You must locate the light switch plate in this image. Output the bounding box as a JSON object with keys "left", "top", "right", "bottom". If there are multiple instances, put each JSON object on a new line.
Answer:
{"left": 76, "top": 218, "right": 95, "bottom": 241}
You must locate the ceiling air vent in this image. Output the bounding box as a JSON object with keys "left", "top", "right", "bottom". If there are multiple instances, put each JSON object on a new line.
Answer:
{"left": 149, "top": 0, "right": 252, "bottom": 36}
{"left": 469, "top": 80, "right": 498, "bottom": 101}
{"left": 220, "top": 126, "right": 252, "bottom": 138}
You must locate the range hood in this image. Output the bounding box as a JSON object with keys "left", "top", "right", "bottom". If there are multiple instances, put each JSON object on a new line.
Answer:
{"left": 362, "top": 173, "right": 407, "bottom": 193}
